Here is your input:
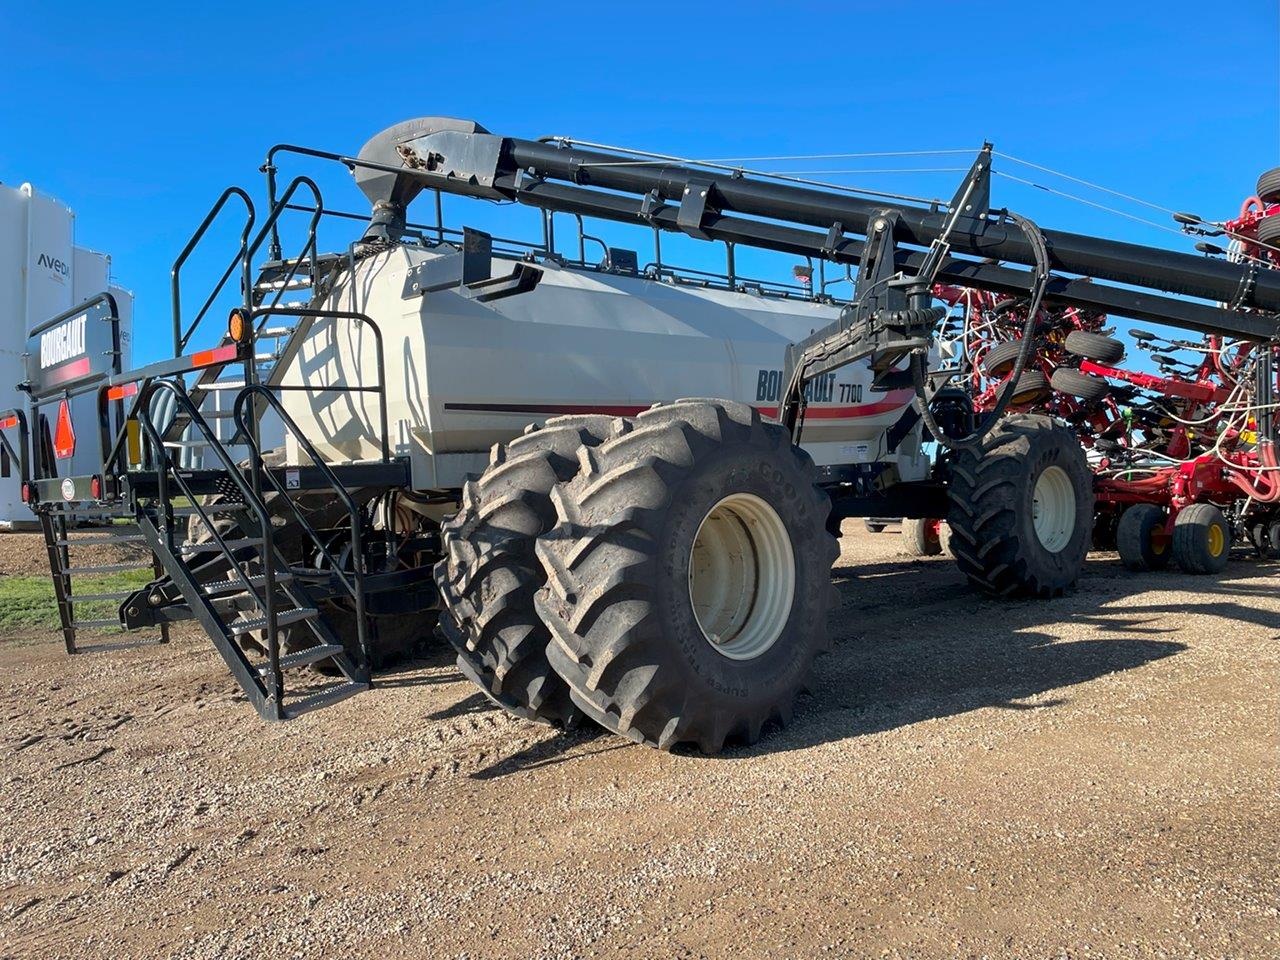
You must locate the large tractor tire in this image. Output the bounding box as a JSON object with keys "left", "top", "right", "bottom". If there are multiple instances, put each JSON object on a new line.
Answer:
{"left": 434, "top": 415, "right": 617, "bottom": 727}
{"left": 947, "top": 414, "right": 1093, "bottom": 597}
{"left": 534, "top": 399, "right": 839, "bottom": 754}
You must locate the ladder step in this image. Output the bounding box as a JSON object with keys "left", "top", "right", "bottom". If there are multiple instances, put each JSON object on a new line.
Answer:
{"left": 70, "top": 590, "right": 134, "bottom": 602}
{"left": 52, "top": 506, "right": 130, "bottom": 520}
{"left": 73, "top": 617, "right": 121, "bottom": 629}
{"left": 180, "top": 537, "right": 263, "bottom": 556}
{"left": 228, "top": 606, "right": 316, "bottom": 635}
{"left": 257, "top": 326, "right": 294, "bottom": 338}
{"left": 62, "top": 562, "right": 150, "bottom": 575}
{"left": 56, "top": 533, "right": 146, "bottom": 546}
{"left": 170, "top": 503, "right": 247, "bottom": 517}
{"left": 203, "top": 381, "right": 247, "bottom": 391}
{"left": 258, "top": 643, "right": 344, "bottom": 675}
{"left": 283, "top": 680, "right": 368, "bottom": 719}
{"left": 255, "top": 277, "right": 313, "bottom": 291}
{"left": 201, "top": 571, "right": 294, "bottom": 595}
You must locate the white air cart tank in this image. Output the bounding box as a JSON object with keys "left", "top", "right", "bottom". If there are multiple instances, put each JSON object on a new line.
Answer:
{"left": 279, "top": 244, "right": 929, "bottom": 490}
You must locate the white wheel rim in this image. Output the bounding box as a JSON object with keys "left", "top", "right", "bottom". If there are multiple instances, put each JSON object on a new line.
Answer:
{"left": 688, "top": 493, "right": 795, "bottom": 660}
{"left": 1032, "top": 465, "right": 1076, "bottom": 553}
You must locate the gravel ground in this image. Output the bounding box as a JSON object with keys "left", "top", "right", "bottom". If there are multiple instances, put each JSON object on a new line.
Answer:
{"left": 0, "top": 524, "right": 1276, "bottom": 959}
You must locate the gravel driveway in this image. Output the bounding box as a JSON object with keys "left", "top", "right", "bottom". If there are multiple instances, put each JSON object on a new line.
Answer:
{"left": 1, "top": 525, "right": 1276, "bottom": 959}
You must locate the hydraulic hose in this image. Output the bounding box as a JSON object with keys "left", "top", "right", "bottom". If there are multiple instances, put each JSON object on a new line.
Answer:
{"left": 912, "top": 211, "right": 1051, "bottom": 451}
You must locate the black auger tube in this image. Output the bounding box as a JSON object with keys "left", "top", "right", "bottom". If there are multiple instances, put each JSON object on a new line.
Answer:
{"left": 500, "top": 175, "right": 1279, "bottom": 341}
{"left": 504, "top": 139, "right": 1280, "bottom": 317}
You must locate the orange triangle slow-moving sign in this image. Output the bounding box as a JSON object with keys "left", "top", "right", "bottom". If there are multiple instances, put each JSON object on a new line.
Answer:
{"left": 54, "top": 400, "right": 76, "bottom": 460}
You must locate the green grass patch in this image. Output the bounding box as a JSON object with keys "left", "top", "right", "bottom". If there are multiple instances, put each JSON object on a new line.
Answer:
{"left": 0, "top": 568, "right": 154, "bottom": 632}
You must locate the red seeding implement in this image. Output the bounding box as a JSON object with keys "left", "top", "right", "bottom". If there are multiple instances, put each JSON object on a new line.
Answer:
{"left": 5, "top": 118, "right": 1279, "bottom": 749}
{"left": 938, "top": 165, "right": 1280, "bottom": 574}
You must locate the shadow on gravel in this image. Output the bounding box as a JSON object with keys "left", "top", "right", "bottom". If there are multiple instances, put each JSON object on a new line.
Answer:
{"left": 431, "top": 551, "right": 1270, "bottom": 766}
{"left": 373, "top": 636, "right": 459, "bottom": 682}
{"left": 716, "top": 552, "right": 1280, "bottom": 757}
{"left": 424, "top": 690, "right": 493, "bottom": 722}
{"left": 471, "top": 730, "right": 630, "bottom": 781}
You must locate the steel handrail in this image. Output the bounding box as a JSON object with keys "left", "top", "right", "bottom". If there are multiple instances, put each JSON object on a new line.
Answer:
{"left": 231, "top": 384, "right": 369, "bottom": 675}
{"left": 171, "top": 187, "right": 255, "bottom": 355}
{"left": 0, "top": 409, "right": 30, "bottom": 486}
{"left": 240, "top": 178, "right": 324, "bottom": 336}
{"left": 246, "top": 305, "right": 392, "bottom": 462}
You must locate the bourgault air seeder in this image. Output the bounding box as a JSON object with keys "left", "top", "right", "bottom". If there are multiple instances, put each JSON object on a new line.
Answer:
{"left": 5, "top": 117, "right": 1277, "bottom": 753}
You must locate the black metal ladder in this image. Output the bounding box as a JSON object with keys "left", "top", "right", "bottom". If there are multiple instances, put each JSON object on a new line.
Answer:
{"left": 39, "top": 501, "right": 169, "bottom": 654}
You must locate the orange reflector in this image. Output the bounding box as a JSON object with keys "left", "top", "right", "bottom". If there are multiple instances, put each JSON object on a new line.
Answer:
{"left": 53, "top": 400, "right": 76, "bottom": 460}
{"left": 228, "top": 308, "right": 249, "bottom": 344}
{"left": 107, "top": 383, "right": 138, "bottom": 401}
{"left": 0, "top": 415, "right": 16, "bottom": 430}
{"left": 192, "top": 344, "right": 238, "bottom": 369}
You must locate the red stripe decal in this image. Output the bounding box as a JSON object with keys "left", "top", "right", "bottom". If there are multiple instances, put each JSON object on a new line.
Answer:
{"left": 107, "top": 383, "right": 139, "bottom": 401}
{"left": 756, "top": 389, "right": 915, "bottom": 419}
{"left": 444, "top": 390, "right": 915, "bottom": 421}
{"left": 191, "top": 345, "right": 238, "bottom": 369}
{"left": 0, "top": 416, "right": 16, "bottom": 430}
{"left": 46, "top": 356, "right": 91, "bottom": 385}
{"left": 446, "top": 402, "right": 651, "bottom": 417}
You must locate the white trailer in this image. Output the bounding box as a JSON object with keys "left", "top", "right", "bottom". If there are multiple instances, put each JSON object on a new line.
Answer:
{"left": 0, "top": 182, "right": 132, "bottom": 528}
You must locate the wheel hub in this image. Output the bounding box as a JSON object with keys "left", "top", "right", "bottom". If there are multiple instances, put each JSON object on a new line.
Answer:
{"left": 688, "top": 493, "right": 795, "bottom": 660}
{"left": 1208, "top": 524, "right": 1225, "bottom": 558}
{"left": 1031, "top": 465, "right": 1076, "bottom": 553}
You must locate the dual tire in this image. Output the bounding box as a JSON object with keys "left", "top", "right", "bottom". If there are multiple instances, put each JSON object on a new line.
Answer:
{"left": 434, "top": 415, "right": 618, "bottom": 727}
{"left": 438, "top": 407, "right": 1095, "bottom": 751}
{"left": 435, "top": 400, "right": 839, "bottom": 753}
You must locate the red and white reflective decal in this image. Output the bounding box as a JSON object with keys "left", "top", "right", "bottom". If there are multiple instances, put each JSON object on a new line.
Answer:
{"left": 755, "top": 389, "right": 915, "bottom": 420}
{"left": 0, "top": 415, "right": 16, "bottom": 430}
{"left": 45, "top": 356, "right": 91, "bottom": 386}
{"left": 191, "top": 345, "right": 238, "bottom": 369}
{"left": 106, "top": 383, "right": 139, "bottom": 401}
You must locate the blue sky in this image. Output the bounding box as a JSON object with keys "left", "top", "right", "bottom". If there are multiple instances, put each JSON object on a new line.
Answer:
{"left": 1, "top": 1, "right": 1277, "bottom": 365}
